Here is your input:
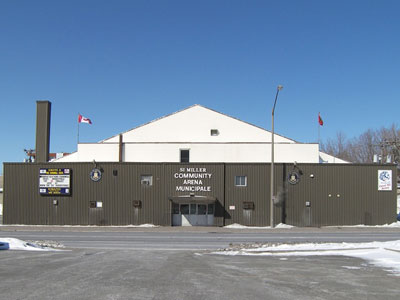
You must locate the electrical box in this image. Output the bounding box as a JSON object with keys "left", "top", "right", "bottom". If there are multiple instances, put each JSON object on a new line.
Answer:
{"left": 133, "top": 200, "right": 142, "bottom": 208}
{"left": 243, "top": 202, "right": 255, "bottom": 210}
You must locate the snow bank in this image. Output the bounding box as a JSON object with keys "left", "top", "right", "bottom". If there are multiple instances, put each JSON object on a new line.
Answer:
{"left": 338, "top": 222, "right": 400, "bottom": 228}
{"left": 275, "top": 223, "right": 294, "bottom": 229}
{"left": 59, "top": 224, "right": 159, "bottom": 228}
{"left": 224, "top": 222, "right": 400, "bottom": 229}
{"left": 0, "top": 224, "right": 159, "bottom": 228}
{"left": 224, "top": 223, "right": 293, "bottom": 229}
{"left": 0, "top": 238, "right": 59, "bottom": 251}
{"left": 216, "top": 240, "right": 400, "bottom": 276}
{"left": 397, "top": 194, "right": 400, "bottom": 214}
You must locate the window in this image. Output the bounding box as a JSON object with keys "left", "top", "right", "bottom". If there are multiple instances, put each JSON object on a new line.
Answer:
{"left": 235, "top": 175, "right": 247, "bottom": 187}
{"left": 190, "top": 204, "right": 196, "bottom": 214}
{"left": 180, "top": 204, "right": 189, "bottom": 214}
{"left": 198, "top": 204, "right": 207, "bottom": 215}
{"left": 141, "top": 175, "right": 153, "bottom": 186}
{"left": 210, "top": 129, "right": 219, "bottom": 136}
{"left": 180, "top": 149, "right": 190, "bottom": 163}
{"left": 207, "top": 204, "right": 214, "bottom": 214}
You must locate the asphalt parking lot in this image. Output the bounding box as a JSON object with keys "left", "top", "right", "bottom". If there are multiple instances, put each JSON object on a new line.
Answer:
{"left": 1, "top": 247, "right": 399, "bottom": 300}
{"left": 1, "top": 226, "right": 400, "bottom": 300}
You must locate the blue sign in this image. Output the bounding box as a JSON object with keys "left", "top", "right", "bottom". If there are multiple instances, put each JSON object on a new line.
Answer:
{"left": 90, "top": 168, "right": 102, "bottom": 182}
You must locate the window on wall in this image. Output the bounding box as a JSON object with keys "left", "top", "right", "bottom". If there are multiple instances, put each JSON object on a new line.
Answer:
{"left": 180, "top": 204, "right": 189, "bottom": 214}
{"left": 210, "top": 129, "right": 219, "bottom": 136}
{"left": 235, "top": 175, "right": 247, "bottom": 187}
{"left": 141, "top": 175, "right": 153, "bottom": 186}
{"left": 180, "top": 149, "right": 190, "bottom": 163}
{"left": 190, "top": 204, "right": 196, "bottom": 214}
{"left": 207, "top": 204, "right": 214, "bottom": 214}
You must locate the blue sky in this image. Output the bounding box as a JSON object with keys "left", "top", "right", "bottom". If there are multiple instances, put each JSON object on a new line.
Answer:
{"left": 1, "top": 0, "right": 399, "bottom": 174}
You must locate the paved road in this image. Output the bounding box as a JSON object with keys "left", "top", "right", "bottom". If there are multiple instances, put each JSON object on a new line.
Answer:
{"left": 1, "top": 227, "right": 399, "bottom": 300}
{"left": 0, "top": 226, "right": 400, "bottom": 250}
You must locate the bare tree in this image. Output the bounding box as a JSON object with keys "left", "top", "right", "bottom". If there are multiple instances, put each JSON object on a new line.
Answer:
{"left": 378, "top": 124, "right": 400, "bottom": 164}
{"left": 321, "top": 131, "right": 352, "bottom": 162}
{"left": 321, "top": 124, "right": 400, "bottom": 164}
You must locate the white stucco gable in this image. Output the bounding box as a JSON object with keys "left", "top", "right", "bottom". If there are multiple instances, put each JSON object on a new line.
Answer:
{"left": 101, "top": 104, "right": 296, "bottom": 144}
{"left": 55, "top": 104, "right": 336, "bottom": 164}
{"left": 319, "top": 151, "right": 350, "bottom": 163}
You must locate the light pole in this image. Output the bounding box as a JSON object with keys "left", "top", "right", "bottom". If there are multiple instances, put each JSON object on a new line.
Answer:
{"left": 270, "top": 85, "right": 283, "bottom": 228}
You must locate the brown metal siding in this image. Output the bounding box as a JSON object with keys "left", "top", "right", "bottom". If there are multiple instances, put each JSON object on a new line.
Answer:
{"left": 284, "top": 164, "right": 397, "bottom": 227}
{"left": 225, "top": 164, "right": 264, "bottom": 226}
{"left": 4, "top": 162, "right": 226, "bottom": 226}
{"left": 4, "top": 163, "right": 151, "bottom": 225}
{"left": 3, "top": 162, "right": 397, "bottom": 226}
{"left": 163, "top": 164, "right": 225, "bottom": 226}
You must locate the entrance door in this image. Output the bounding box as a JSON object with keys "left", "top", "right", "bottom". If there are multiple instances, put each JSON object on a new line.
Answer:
{"left": 172, "top": 203, "right": 215, "bottom": 226}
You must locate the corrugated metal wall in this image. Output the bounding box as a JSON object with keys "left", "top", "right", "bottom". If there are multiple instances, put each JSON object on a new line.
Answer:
{"left": 3, "top": 163, "right": 165, "bottom": 225}
{"left": 3, "top": 162, "right": 397, "bottom": 226}
{"left": 225, "top": 164, "right": 274, "bottom": 226}
{"left": 284, "top": 164, "right": 397, "bottom": 226}
{"left": 163, "top": 164, "right": 225, "bottom": 226}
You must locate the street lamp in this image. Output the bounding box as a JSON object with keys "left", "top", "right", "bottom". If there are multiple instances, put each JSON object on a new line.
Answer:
{"left": 270, "top": 85, "right": 283, "bottom": 228}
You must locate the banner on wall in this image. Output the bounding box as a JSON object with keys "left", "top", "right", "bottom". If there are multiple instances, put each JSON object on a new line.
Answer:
{"left": 378, "top": 170, "right": 392, "bottom": 191}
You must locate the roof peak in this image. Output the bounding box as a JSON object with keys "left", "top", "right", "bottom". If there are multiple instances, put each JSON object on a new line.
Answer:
{"left": 99, "top": 104, "right": 297, "bottom": 143}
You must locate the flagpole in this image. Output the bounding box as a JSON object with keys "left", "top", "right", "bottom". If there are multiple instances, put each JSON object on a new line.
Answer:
{"left": 318, "top": 112, "right": 320, "bottom": 147}
{"left": 77, "top": 113, "right": 80, "bottom": 148}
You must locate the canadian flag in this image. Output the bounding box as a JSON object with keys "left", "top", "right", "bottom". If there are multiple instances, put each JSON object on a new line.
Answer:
{"left": 318, "top": 113, "right": 323, "bottom": 126}
{"left": 78, "top": 114, "right": 92, "bottom": 124}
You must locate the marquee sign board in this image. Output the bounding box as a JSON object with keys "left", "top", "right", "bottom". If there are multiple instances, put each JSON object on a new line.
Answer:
{"left": 39, "top": 168, "right": 71, "bottom": 195}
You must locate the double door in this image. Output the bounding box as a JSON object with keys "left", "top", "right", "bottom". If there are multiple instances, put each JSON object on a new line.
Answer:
{"left": 172, "top": 203, "right": 214, "bottom": 226}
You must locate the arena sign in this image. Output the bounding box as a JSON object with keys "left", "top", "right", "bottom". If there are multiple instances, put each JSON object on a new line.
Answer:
{"left": 39, "top": 168, "right": 71, "bottom": 195}
{"left": 174, "top": 167, "right": 212, "bottom": 192}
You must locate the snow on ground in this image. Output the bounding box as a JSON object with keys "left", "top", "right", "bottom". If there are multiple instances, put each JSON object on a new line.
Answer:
{"left": 340, "top": 222, "right": 400, "bottom": 228}
{"left": 224, "top": 222, "right": 400, "bottom": 229}
{"left": 397, "top": 193, "right": 400, "bottom": 213}
{"left": 0, "top": 224, "right": 159, "bottom": 228}
{"left": 224, "top": 223, "right": 294, "bottom": 229}
{"left": 0, "top": 238, "right": 60, "bottom": 251}
{"left": 215, "top": 240, "right": 400, "bottom": 276}
{"left": 53, "top": 224, "right": 159, "bottom": 228}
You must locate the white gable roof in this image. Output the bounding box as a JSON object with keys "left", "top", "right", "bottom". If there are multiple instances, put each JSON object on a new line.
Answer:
{"left": 319, "top": 151, "right": 350, "bottom": 163}
{"left": 101, "top": 104, "right": 296, "bottom": 144}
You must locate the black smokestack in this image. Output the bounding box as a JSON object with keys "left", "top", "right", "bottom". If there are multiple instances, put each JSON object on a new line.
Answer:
{"left": 35, "top": 100, "right": 51, "bottom": 163}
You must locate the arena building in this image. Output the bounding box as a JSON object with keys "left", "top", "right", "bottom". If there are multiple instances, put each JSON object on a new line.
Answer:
{"left": 2, "top": 101, "right": 397, "bottom": 227}
{"left": 55, "top": 104, "right": 347, "bottom": 164}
